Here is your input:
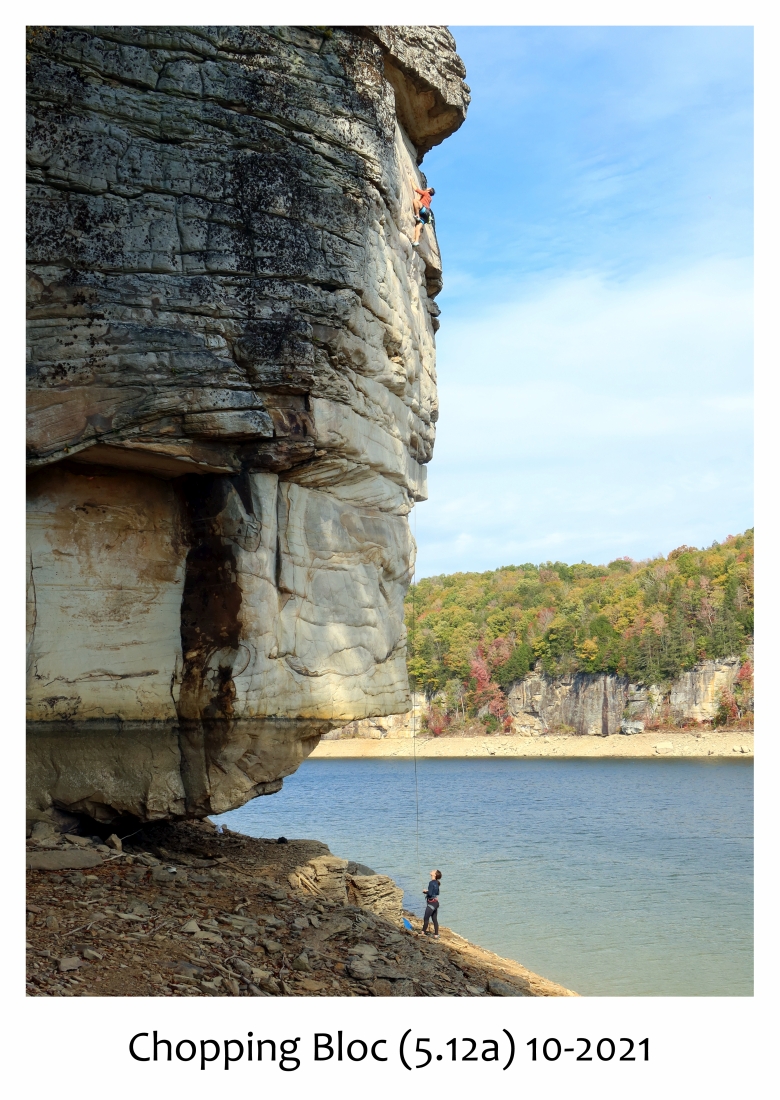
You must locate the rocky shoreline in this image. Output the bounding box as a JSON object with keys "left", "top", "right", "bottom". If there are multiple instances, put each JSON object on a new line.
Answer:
{"left": 26, "top": 819, "right": 575, "bottom": 998}
{"left": 311, "top": 730, "right": 754, "bottom": 759}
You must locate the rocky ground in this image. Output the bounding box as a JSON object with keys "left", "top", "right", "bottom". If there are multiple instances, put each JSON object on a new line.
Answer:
{"left": 312, "top": 729, "right": 754, "bottom": 759}
{"left": 26, "top": 819, "right": 575, "bottom": 999}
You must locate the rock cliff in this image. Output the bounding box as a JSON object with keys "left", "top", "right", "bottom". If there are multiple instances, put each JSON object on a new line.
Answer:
{"left": 26, "top": 25, "right": 469, "bottom": 823}
{"left": 507, "top": 654, "right": 750, "bottom": 736}
{"left": 327, "top": 653, "right": 752, "bottom": 739}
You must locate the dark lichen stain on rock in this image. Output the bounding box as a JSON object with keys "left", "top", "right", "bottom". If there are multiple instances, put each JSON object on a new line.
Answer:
{"left": 179, "top": 474, "right": 244, "bottom": 723}
{"left": 26, "top": 25, "right": 469, "bottom": 823}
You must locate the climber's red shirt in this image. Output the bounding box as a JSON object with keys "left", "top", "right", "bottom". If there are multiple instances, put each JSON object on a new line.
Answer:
{"left": 416, "top": 189, "right": 433, "bottom": 208}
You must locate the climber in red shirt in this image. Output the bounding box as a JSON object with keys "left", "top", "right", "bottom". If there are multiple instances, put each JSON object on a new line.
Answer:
{"left": 412, "top": 184, "right": 435, "bottom": 247}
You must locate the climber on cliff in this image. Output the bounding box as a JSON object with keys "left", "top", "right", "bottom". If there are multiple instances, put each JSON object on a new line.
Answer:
{"left": 422, "top": 868, "right": 442, "bottom": 937}
{"left": 412, "top": 183, "right": 435, "bottom": 248}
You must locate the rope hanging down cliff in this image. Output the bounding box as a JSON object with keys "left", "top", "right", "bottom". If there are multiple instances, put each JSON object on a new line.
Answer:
{"left": 402, "top": 189, "right": 435, "bottom": 892}
{"left": 411, "top": 498, "right": 421, "bottom": 883}
{"left": 410, "top": 389, "right": 427, "bottom": 887}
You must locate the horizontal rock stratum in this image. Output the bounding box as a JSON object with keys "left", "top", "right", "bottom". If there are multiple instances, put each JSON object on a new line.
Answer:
{"left": 26, "top": 25, "right": 469, "bottom": 823}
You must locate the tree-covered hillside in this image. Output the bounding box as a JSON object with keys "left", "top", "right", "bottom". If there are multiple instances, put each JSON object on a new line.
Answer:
{"left": 405, "top": 531, "right": 753, "bottom": 729}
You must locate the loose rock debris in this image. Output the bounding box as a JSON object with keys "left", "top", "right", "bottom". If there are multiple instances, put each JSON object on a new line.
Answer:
{"left": 26, "top": 819, "right": 576, "bottom": 998}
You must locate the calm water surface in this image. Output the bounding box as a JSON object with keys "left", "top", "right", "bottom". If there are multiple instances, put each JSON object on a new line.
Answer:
{"left": 215, "top": 757, "right": 753, "bottom": 996}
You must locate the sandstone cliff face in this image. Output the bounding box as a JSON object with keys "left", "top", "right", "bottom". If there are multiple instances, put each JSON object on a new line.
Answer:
{"left": 26, "top": 26, "right": 469, "bottom": 822}
{"left": 321, "top": 696, "right": 425, "bottom": 739}
{"left": 508, "top": 656, "right": 750, "bottom": 735}
{"left": 326, "top": 654, "right": 751, "bottom": 740}
{"left": 508, "top": 672, "right": 627, "bottom": 737}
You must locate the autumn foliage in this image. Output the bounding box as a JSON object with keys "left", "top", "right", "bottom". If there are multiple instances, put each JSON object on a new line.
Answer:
{"left": 405, "top": 530, "right": 754, "bottom": 733}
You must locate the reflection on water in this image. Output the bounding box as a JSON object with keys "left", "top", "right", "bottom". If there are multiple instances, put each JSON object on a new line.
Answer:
{"left": 216, "top": 757, "right": 753, "bottom": 996}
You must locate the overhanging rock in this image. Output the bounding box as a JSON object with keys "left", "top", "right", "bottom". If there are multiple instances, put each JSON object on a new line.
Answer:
{"left": 26, "top": 25, "right": 468, "bottom": 822}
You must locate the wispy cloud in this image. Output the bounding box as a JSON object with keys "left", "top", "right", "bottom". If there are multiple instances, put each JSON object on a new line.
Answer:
{"left": 429, "top": 27, "right": 753, "bottom": 295}
{"left": 416, "top": 259, "right": 753, "bottom": 576}
{"left": 412, "top": 27, "right": 753, "bottom": 577}
{"left": 439, "top": 257, "right": 752, "bottom": 389}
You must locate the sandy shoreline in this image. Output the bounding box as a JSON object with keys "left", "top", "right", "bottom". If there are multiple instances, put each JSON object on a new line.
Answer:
{"left": 311, "top": 730, "right": 753, "bottom": 759}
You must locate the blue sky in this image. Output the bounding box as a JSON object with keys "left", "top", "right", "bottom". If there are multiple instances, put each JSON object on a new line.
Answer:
{"left": 414, "top": 26, "right": 753, "bottom": 578}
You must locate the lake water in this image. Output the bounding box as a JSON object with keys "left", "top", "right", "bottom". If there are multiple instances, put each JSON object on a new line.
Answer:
{"left": 215, "top": 757, "right": 753, "bottom": 996}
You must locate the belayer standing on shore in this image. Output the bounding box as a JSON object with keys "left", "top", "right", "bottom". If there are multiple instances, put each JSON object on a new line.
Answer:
{"left": 412, "top": 183, "right": 435, "bottom": 248}
{"left": 422, "top": 869, "right": 442, "bottom": 937}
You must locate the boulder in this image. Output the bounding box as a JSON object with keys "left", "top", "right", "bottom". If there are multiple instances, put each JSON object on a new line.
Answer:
{"left": 347, "top": 861, "right": 378, "bottom": 876}
{"left": 488, "top": 977, "right": 530, "bottom": 997}
{"left": 26, "top": 850, "right": 102, "bottom": 871}
{"left": 347, "top": 874, "right": 404, "bottom": 921}
{"left": 620, "top": 720, "right": 645, "bottom": 736}
{"left": 346, "top": 958, "right": 374, "bottom": 982}
{"left": 58, "top": 956, "right": 84, "bottom": 973}
{"left": 151, "top": 866, "right": 187, "bottom": 886}
{"left": 289, "top": 856, "right": 350, "bottom": 902}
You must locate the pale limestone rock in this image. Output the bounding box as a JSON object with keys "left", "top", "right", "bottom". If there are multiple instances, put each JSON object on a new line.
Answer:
{"left": 288, "top": 855, "right": 350, "bottom": 902}
{"left": 289, "top": 853, "right": 403, "bottom": 922}
{"left": 620, "top": 720, "right": 645, "bottom": 736}
{"left": 508, "top": 662, "right": 748, "bottom": 734}
{"left": 30, "top": 821, "right": 57, "bottom": 842}
{"left": 488, "top": 977, "right": 531, "bottom": 997}
{"left": 27, "top": 465, "right": 186, "bottom": 724}
{"left": 350, "top": 652, "right": 750, "bottom": 740}
{"left": 324, "top": 695, "right": 425, "bottom": 739}
{"left": 26, "top": 850, "right": 102, "bottom": 870}
{"left": 508, "top": 672, "right": 626, "bottom": 736}
{"left": 26, "top": 26, "right": 468, "bottom": 821}
{"left": 347, "top": 874, "right": 404, "bottom": 921}
{"left": 667, "top": 657, "right": 743, "bottom": 723}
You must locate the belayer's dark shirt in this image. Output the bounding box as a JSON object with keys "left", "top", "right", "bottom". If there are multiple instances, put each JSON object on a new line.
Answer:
{"left": 426, "top": 879, "right": 440, "bottom": 901}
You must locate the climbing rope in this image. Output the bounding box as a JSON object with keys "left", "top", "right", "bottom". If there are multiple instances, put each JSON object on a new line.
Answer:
{"left": 411, "top": 432, "right": 422, "bottom": 888}
{"left": 411, "top": 524, "right": 421, "bottom": 883}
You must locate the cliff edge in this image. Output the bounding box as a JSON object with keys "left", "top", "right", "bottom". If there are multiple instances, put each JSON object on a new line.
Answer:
{"left": 26, "top": 26, "right": 469, "bottom": 823}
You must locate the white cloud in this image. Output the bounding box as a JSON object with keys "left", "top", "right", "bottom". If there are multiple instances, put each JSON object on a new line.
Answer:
{"left": 415, "top": 258, "right": 753, "bottom": 576}
{"left": 439, "top": 256, "right": 752, "bottom": 386}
